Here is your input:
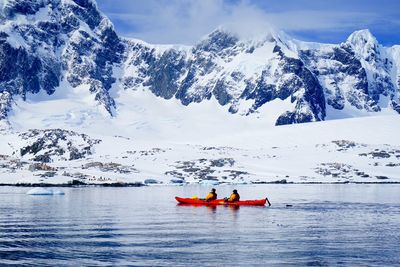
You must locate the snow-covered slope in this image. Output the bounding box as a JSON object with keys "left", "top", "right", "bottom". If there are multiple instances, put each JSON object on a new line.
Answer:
{"left": 1, "top": 111, "right": 400, "bottom": 185}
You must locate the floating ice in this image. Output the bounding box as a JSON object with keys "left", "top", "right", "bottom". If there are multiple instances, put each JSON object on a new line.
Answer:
{"left": 144, "top": 179, "right": 161, "bottom": 185}
{"left": 26, "top": 188, "right": 65, "bottom": 196}
{"left": 170, "top": 179, "right": 185, "bottom": 184}
{"left": 200, "top": 180, "right": 220, "bottom": 186}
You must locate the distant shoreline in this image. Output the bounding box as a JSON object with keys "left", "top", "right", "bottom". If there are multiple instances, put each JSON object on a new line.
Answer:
{"left": 1, "top": 181, "right": 399, "bottom": 187}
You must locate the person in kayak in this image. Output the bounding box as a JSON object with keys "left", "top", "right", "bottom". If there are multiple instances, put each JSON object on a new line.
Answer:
{"left": 204, "top": 188, "right": 217, "bottom": 201}
{"left": 225, "top": 189, "right": 240, "bottom": 202}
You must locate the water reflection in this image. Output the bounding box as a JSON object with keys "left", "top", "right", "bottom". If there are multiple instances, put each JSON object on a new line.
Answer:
{"left": 228, "top": 205, "right": 240, "bottom": 212}
{"left": 176, "top": 203, "right": 240, "bottom": 213}
{"left": 176, "top": 203, "right": 241, "bottom": 222}
{"left": 176, "top": 203, "right": 217, "bottom": 212}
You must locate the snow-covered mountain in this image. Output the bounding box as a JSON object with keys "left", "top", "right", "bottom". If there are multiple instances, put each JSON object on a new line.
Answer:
{"left": 0, "top": 0, "right": 123, "bottom": 118}
{"left": 0, "top": 0, "right": 399, "bottom": 128}
{"left": 1, "top": 0, "right": 400, "bottom": 186}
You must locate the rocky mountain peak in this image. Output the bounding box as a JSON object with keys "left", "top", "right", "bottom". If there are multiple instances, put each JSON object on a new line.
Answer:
{"left": 347, "top": 29, "right": 376, "bottom": 44}
{"left": 346, "top": 29, "right": 380, "bottom": 59}
{"left": 196, "top": 28, "right": 239, "bottom": 53}
{"left": 0, "top": 0, "right": 121, "bottom": 115}
{"left": 0, "top": 0, "right": 399, "bottom": 127}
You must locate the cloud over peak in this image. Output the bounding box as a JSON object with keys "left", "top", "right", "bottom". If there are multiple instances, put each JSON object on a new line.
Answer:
{"left": 77, "top": 0, "right": 400, "bottom": 45}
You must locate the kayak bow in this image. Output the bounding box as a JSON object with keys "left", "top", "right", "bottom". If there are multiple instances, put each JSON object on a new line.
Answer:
{"left": 175, "top": 197, "right": 270, "bottom": 206}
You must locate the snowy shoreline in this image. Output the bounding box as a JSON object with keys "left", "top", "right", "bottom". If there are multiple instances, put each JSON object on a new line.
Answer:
{"left": 1, "top": 116, "right": 400, "bottom": 186}
{"left": 1, "top": 181, "right": 400, "bottom": 187}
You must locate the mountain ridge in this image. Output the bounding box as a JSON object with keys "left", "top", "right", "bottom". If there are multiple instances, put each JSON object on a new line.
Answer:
{"left": 0, "top": 0, "right": 399, "bottom": 128}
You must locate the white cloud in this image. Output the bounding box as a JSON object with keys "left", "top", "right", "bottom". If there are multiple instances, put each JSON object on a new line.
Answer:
{"left": 266, "top": 10, "right": 379, "bottom": 31}
{"left": 97, "top": 0, "right": 398, "bottom": 45}
{"left": 104, "top": 0, "right": 275, "bottom": 44}
{"left": 1, "top": 0, "right": 396, "bottom": 44}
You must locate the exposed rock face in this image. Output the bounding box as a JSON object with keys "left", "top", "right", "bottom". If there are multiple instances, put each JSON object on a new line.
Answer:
{"left": 122, "top": 30, "right": 327, "bottom": 124}
{"left": 300, "top": 30, "right": 399, "bottom": 115}
{"left": 0, "top": 1, "right": 399, "bottom": 126}
{"left": 19, "top": 128, "right": 101, "bottom": 162}
{"left": 0, "top": 0, "right": 123, "bottom": 115}
{"left": 0, "top": 91, "right": 12, "bottom": 120}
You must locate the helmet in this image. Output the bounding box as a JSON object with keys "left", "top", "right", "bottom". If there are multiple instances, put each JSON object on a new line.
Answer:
{"left": 233, "top": 189, "right": 237, "bottom": 193}
{"left": 211, "top": 188, "right": 216, "bottom": 192}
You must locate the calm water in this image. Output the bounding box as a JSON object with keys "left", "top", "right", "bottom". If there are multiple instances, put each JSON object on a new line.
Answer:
{"left": 0, "top": 184, "right": 399, "bottom": 266}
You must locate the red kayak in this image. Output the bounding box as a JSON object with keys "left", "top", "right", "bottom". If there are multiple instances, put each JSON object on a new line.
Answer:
{"left": 175, "top": 197, "right": 271, "bottom": 206}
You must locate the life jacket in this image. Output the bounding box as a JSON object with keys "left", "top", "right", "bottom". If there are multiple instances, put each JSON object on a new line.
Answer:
{"left": 227, "top": 193, "right": 240, "bottom": 202}
{"left": 205, "top": 192, "right": 217, "bottom": 201}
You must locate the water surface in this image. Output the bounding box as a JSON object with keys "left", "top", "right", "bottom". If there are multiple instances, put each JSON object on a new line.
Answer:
{"left": 0, "top": 184, "right": 399, "bottom": 266}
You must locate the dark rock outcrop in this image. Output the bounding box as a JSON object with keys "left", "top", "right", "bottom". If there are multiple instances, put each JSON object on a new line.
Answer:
{"left": 19, "top": 129, "right": 101, "bottom": 162}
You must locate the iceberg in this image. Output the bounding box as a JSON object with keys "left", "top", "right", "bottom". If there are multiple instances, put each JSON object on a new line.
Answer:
{"left": 26, "top": 188, "right": 65, "bottom": 196}
{"left": 200, "top": 180, "right": 220, "bottom": 186}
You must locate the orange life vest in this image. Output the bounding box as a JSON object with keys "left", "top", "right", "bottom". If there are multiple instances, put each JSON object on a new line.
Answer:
{"left": 205, "top": 192, "right": 217, "bottom": 201}
{"left": 227, "top": 193, "right": 240, "bottom": 202}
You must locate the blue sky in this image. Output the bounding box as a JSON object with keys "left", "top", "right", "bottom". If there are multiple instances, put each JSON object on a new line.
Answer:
{"left": 96, "top": 0, "right": 400, "bottom": 46}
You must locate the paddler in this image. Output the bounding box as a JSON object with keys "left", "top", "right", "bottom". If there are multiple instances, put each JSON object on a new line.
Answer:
{"left": 225, "top": 189, "right": 240, "bottom": 202}
{"left": 204, "top": 188, "right": 217, "bottom": 201}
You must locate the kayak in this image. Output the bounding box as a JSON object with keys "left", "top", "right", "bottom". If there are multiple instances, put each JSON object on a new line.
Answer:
{"left": 175, "top": 197, "right": 271, "bottom": 206}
